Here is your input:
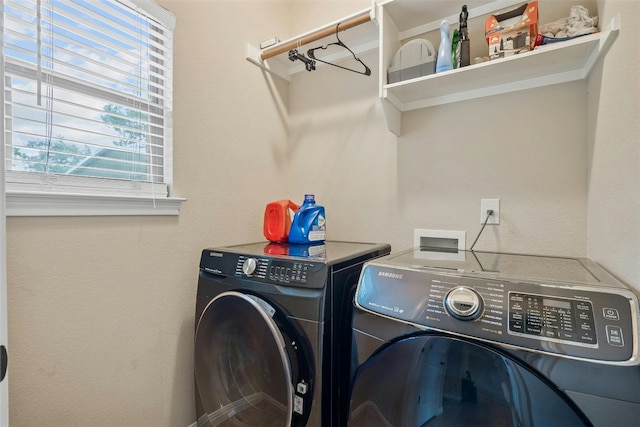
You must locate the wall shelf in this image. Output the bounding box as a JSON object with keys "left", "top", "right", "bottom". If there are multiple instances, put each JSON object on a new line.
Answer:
{"left": 246, "top": 0, "right": 620, "bottom": 136}
{"left": 381, "top": 15, "right": 620, "bottom": 135}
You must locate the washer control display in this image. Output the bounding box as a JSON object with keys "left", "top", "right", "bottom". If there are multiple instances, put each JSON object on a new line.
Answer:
{"left": 508, "top": 293, "right": 597, "bottom": 346}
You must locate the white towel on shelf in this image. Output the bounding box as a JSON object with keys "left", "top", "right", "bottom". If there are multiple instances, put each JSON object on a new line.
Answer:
{"left": 539, "top": 5, "right": 599, "bottom": 39}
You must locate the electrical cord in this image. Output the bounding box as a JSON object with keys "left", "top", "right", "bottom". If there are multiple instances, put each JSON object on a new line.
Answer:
{"left": 470, "top": 209, "right": 493, "bottom": 251}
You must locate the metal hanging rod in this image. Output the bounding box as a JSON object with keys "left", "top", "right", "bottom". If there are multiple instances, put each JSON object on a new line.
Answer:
{"left": 260, "top": 11, "right": 372, "bottom": 61}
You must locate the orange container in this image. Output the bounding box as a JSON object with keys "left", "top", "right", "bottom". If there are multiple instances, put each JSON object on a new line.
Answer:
{"left": 263, "top": 199, "right": 300, "bottom": 243}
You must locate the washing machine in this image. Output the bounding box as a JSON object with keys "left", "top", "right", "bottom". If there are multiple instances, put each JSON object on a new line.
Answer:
{"left": 194, "top": 240, "right": 390, "bottom": 427}
{"left": 348, "top": 248, "right": 640, "bottom": 427}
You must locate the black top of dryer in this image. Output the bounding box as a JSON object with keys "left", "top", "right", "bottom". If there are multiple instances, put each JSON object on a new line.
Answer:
{"left": 209, "top": 240, "right": 389, "bottom": 264}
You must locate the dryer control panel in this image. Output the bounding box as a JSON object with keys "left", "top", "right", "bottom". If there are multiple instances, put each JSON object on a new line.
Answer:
{"left": 200, "top": 250, "right": 328, "bottom": 289}
{"left": 235, "top": 255, "right": 322, "bottom": 286}
{"left": 355, "top": 262, "right": 640, "bottom": 365}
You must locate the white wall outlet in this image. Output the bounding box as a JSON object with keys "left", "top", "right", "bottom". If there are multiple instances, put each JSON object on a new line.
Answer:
{"left": 480, "top": 199, "right": 500, "bottom": 225}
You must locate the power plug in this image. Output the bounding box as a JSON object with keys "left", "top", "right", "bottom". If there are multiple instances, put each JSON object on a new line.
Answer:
{"left": 480, "top": 199, "right": 500, "bottom": 224}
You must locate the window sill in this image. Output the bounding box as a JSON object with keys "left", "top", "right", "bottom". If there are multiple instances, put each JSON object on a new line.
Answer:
{"left": 6, "top": 191, "right": 185, "bottom": 217}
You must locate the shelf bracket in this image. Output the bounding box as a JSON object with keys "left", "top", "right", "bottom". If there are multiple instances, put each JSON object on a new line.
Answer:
{"left": 579, "top": 15, "right": 620, "bottom": 80}
{"left": 381, "top": 97, "right": 401, "bottom": 136}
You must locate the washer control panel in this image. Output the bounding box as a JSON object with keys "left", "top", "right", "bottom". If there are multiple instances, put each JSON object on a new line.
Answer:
{"left": 508, "top": 293, "right": 598, "bottom": 346}
{"left": 355, "top": 264, "right": 639, "bottom": 365}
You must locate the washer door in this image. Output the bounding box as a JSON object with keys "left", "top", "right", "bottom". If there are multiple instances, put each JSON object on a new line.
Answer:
{"left": 195, "top": 291, "right": 312, "bottom": 427}
{"left": 349, "top": 334, "right": 592, "bottom": 427}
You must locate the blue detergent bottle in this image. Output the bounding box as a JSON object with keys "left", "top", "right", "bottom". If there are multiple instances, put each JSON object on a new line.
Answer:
{"left": 288, "top": 194, "right": 326, "bottom": 244}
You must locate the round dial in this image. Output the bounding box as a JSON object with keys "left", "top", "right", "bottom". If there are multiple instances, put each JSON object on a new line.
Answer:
{"left": 242, "top": 258, "right": 258, "bottom": 276}
{"left": 444, "top": 286, "right": 483, "bottom": 320}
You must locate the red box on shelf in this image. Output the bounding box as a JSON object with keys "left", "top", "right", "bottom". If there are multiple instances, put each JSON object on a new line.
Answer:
{"left": 485, "top": 2, "right": 538, "bottom": 60}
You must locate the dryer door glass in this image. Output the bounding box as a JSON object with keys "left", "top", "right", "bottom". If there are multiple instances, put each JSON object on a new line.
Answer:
{"left": 195, "top": 292, "right": 293, "bottom": 427}
{"left": 349, "top": 335, "right": 592, "bottom": 427}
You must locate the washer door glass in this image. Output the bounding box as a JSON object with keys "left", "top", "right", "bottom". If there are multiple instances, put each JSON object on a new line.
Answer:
{"left": 349, "top": 335, "right": 592, "bottom": 427}
{"left": 195, "top": 292, "right": 293, "bottom": 427}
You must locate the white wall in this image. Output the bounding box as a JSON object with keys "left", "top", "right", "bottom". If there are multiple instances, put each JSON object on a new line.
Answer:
{"left": 285, "top": 2, "right": 591, "bottom": 257}
{"left": 587, "top": 0, "right": 640, "bottom": 289}
{"left": 4, "top": 1, "right": 638, "bottom": 426}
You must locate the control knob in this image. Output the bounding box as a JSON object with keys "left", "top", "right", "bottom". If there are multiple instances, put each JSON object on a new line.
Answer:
{"left": 242, "top": 258, "right": 258, "bottom": 276}
{"left": 445, "top": 286, "right": 483, "bottom": 320}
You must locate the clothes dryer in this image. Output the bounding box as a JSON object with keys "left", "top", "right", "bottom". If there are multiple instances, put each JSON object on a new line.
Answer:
{"left": 348, "top": 248, "right": 640, "bottom": 427}
{"left": 194, "top": 241, "right": 390, "bottom": 427}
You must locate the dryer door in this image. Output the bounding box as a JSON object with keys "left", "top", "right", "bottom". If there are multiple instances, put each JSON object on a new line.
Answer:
{"left": 349, "top": 334, "right": 592, "bottom": 427}
{"left": 195, "top": 291, "right": 312, "bottom": 427}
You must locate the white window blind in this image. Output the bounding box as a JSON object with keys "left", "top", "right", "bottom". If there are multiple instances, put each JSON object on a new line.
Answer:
{"left": 2, "top": 0, "right": 176, "bottom": 205}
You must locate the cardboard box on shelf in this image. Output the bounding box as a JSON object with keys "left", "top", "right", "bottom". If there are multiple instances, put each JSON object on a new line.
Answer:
{"left": 485, "top": 1, "right": 538, "bottom": 60}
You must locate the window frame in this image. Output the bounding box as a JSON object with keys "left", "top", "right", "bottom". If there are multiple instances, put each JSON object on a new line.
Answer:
{"left": 2, "top": 0, "right": 184, "bottom": 216}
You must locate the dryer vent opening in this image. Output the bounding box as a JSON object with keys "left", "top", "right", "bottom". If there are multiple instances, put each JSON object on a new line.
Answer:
{"left": 413, "top": 229, "right": 466, "bottom": 253}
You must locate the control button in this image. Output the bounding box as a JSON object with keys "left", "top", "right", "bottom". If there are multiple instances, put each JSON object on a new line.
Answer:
{"left": 296, "top": 382, "right": 308, "bottom": 395}
{"left": 525, "top": 324, "right": 541, "bottom": 335}
{"left": 575, "top": 302, "right": 592, "bottom": 312}
{"left": 558, "top": 331, "right": 577, "bottom": 341}
{"left": 603, "top": 308, "right": 620, "bottom": 321}
{"left": 242, "top": 258, "right": 258, "bottom": 276}
{"left": 509, "top": 320, "right": 524, "bottom": 332}
{"left": 578, "top": 311, "right": 592, "bottom": 321}
{"left": 606, "top": 325, "right": 624, "bottom": 347}
{"left": 578, "top": 333, "right": 597, "bottom": 344}
{"left": 509, "top": 294, "right": 524, "bottom": 311}
{"left": 510, "top": 294, "right": 524, "bottom": 302}
{"left": 444, "top": 287, "right": 483, "bottom": 320}
{"left": 579, "top": 322, "right": 593, "bottom": 332}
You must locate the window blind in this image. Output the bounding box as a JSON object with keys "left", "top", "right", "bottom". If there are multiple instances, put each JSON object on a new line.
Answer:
{"left": 2, "top": 0, "right": 175, "bottom": 199}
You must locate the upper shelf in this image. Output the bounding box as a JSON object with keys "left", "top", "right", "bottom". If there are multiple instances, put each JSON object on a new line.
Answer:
{"left": 383, "top": 17, "right": 620, "bottom": 113}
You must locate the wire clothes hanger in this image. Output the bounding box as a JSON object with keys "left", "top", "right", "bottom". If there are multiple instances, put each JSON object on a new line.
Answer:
{"left": 307, "top": 23, "right": 371, "bottom": 76}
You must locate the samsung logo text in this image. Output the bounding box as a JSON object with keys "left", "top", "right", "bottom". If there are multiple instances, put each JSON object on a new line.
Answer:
{"left": 378, "top": 271, "right": 403, "bottom": 280}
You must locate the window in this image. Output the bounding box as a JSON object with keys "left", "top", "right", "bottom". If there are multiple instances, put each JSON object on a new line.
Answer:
{"left": 2, "top": 0, "right": 181, "bottom": 215}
